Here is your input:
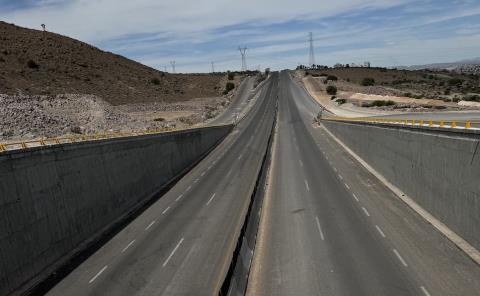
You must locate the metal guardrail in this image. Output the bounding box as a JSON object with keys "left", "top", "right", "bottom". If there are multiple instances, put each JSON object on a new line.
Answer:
{"left": 322, "top": 116, "right": 480, "bottom": 131}
{"left": 0, "top": 125, "right": 229, "bottom": 153}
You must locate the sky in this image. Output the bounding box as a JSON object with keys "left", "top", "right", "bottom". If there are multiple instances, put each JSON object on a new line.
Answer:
{"left": 1, "top": 0, "right": 480, "bottom": 73}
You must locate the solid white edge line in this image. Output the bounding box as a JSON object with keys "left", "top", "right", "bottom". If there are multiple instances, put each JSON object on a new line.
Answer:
{"left": 163, "top": 238, "right": 185, "bottom": 267}
{"left": 162, "top": 207, "right": 171, "bottom": 215}
{"left": 315, "top": 217, "right": 325, "bottom": 240}
{"left": 89, "top": 265, "right": 108, "bottom": 283}
{"left": 420, "top": 286, "right": 432, "bottom": 296}
{"left": 145, "top": 220, "right": 156, "bottom": 230}
{"left": 121, "top": 240, "right": 136, "bottom": 253}
{"left": 362, "top": 207, "right": 370, "bottom": 217}
{"left": 321, "top": 124, "right": 480, "bottom": 265}
{"left": 375, "top": 225, "right": 386, "bottom": 238}
{"left": 393, "top": 249, "right": 408, "bottom": 267}
{"left": 206, "top": 193, "right": 216, "bottom": 206}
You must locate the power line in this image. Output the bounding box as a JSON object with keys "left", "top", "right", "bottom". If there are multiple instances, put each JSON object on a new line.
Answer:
{"left": 170, "top": 61, "right": 176, "bottom": 73}
{"left": 308, "top": 32, "right": 315, "bottom": 67}
{"left": 238, "top": 47, "right": 248, "bottom": 71}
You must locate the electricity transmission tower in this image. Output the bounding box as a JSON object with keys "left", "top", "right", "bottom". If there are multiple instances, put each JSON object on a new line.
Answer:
{"left": 211, "top": 62, "right": 215, "bottom": 73}
{"left": 238, "top": 47, "right": 248, "bottom": 71}
{"left": 164, "top": 65, "right": 167, "bottom": 72}
{"left": 308, "top": 32, "right": 315, "bottom": 67}
{"left": 170, "top": 61, "right": 176, "bottom": 73}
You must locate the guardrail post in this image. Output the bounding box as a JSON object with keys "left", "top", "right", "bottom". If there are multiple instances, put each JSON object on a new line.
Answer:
{"left": 466, "top": 121, "right": 471, "bottom": 129}
{"left": 440, "top": 121, "right": 445, "bottom": 128}
{"left": 452, "top": 121, "right": 457, "bottom": 128}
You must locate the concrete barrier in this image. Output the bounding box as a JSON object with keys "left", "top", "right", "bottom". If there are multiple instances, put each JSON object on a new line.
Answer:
{"left": 322, "top": 120, "right": 480, "bottom": 251}
{"left": 0, "top": 125, "right": 232, "bottom": 296}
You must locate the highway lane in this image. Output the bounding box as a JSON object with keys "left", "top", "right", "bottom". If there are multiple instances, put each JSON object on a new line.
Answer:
{"left": 47, "top": 74, "right": 278, "bottom": 296}
{"left": 247, "top": 71, "right": 480, "bottom": 295}
{"left": 210, "top": 76, "right": 257, "bottom": 125}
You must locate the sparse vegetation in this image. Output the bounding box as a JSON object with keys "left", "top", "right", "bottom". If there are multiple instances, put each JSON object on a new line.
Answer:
{"left": 336, "top": 98, "right": 346, "bottom": 105}
{"left": 227, "top": 72, "right": 235, "bottom": 80}
{"left": 361, "top": 77, "right": 375, "bottom": 86}
{"left": 326, "top": 85, "right": 337, "bottom": 95}
{"left": 70, "top": 126, "right": 82, "bottom": 134}
{"left": 150, "top": 77, "right": 161, "bottom": 85}
{"left": 223, "top": 82, "right": 235, "bottom": 95}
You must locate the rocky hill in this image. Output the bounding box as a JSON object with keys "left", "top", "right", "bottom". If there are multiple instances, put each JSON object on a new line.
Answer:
{"left": 0, "top": 21, "right": 226, "bottom": 105}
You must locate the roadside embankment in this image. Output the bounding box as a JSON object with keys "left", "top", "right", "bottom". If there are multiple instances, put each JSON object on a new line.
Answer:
{"left": 322, "top": 120, "right": 480, "bottom": 253}
{"left": 0, "top": 125, "right": 232, "bottom": 296}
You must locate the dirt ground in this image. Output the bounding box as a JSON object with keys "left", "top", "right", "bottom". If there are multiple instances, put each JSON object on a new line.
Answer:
{"left": 0, "top": 82, "right": 245, "bottom": 142}
{"left": 298, "top": 69, "right": 480, "bottom": 115}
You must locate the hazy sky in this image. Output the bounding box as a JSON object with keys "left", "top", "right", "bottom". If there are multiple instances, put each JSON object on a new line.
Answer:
{"left": 1, "top": 0, "right": 480, "bottom": 73}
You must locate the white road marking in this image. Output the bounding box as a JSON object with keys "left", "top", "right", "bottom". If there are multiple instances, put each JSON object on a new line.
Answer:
{"left": 163, "top": 238, "right": 185, "bottom": 267}
{"left": 338, "top": 174, "right": 343, "bottom": 180}
{"left": 238, "top": 154, "right": 243, "bottom": 160}
{"left": 304, "top": 180, "right": 310, "bottom": 192}
{"left": 344, "top": 183, "right": 350, "bottom": 190}
{"left": 121, "top": 240, "right": 136, "bottom": 253}
{"left": 353, "top": 193, "right": 359, "bottom": 202}
{"left": 393, "top": 249, "right": 408, "bottom": 267}
{"left": 295, "top": 145, "right": 299, "bottom": 152}
{"left": 162, "top": 207, "right": 171, "bottom": 215}
{"left": 315, "top": 217, "right": 325, "bottom": 240}
{"left": 420, "top": 286, "right": 431, "bottom": 296}
{"left": 186, "top": 185, "right": 192, "bottom": 192}
{"left": 375, "top": 225, "right": 386, "bottom": 238}
{"left": 201, "top": 171, "right": 205, "bottom": 177}
{"left": 362, "top": 207, "right": 370, "bottom": 217}
{"left": 89, "top": 266, "right": 108, "bottom": 283}
{"left": 194, "top": 179, "right": 199, "bottom": 183}
{"left": 299, "top": 159, "right": 303, "bottom": 167}
{"left": 206, "top": 193, "right": 216, "bottom": 206}
{"left": 145, "top": 220, "right": 156, "bottom": 230}
{"left": 226, "top": 169, "right": 233, "bottom": 178}
{"left": 333, "top": 167, "right": 337, "bottom": 172}
{"left": 176, "top": 194, "right": 183, "bottom": 202}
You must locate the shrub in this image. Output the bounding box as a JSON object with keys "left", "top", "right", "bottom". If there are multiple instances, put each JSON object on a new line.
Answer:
{"left": 154, "top": 117, "right": 165, "bottom": 122}
{"left": 444, "top": 88, "right": 451, "bottom": 95}
{"left": 70, "top": 126, "right": 82, "bottom": 134}
{"left": 223, "top": 82, "right": 235, "bottom": 94}
{"left": 448, "top": 78, "right": 464, "bottom": 87}
{"left": 326, "top": 75, "right": 337, "bottom": 81}
{"left": 151, "top": 77, "right": 160, "bottom": 85}
{"left": 385, "top": 100, "right": 396, "bottom": 106}
{"left": 336, "top": 98, "right": 346, "bottom": 105}
{"left": 330, "top": 96, "right": 336, "bottom": 100}
{"left": 463, "top": 94, "right": 480, "bottom": 102}
{"left": 369, "top": 100, "right": 395, "bottom": 107}
{"left": 227, "top": 72, "right": 235, "bottom": 80}
{"left": 361, "top": 77, "right": 375, "bottom": 86}
{"left": 27, "top": 59, "right": 39, "bottom": 69}
{"left": 326, "top": 85, "right": 337, "bottom": 95}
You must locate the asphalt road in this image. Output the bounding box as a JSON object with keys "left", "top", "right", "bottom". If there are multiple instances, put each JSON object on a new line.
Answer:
{"left": 210, "top": 76, "right": 257, "bottom": 125}
{"left": 46, "top": 74, "right": 278, "bottom": 296}
{"left": 246, "top": 71, "right": 480, "bottom": 296}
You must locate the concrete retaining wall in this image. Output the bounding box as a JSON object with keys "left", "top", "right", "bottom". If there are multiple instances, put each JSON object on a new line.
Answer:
{"left": 322, "top": 121, "right": 480, "bottom": 251}
{"left": 0, "top": 125, "right": 232, "bottom": 296}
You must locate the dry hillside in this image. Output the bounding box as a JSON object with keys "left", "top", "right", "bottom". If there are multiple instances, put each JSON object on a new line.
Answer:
{"left": 0, "top": 21, "right": 226, "bottom": 105}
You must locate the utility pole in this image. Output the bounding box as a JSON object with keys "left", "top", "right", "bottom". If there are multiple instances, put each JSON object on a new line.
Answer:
{"left": 41, "top": 24, "right": 46, "bottom": 32}
{"left": 170, "top": 61, "right": 176, "bottom": 73}
{"left": 211, "top": 62, "right": 215, "bottom": 73}
{"left": 308, "top": 32, "right": 315, "bottom": 67}
{"left": 238, "top": 47, "right": 248, "bottom": 71}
